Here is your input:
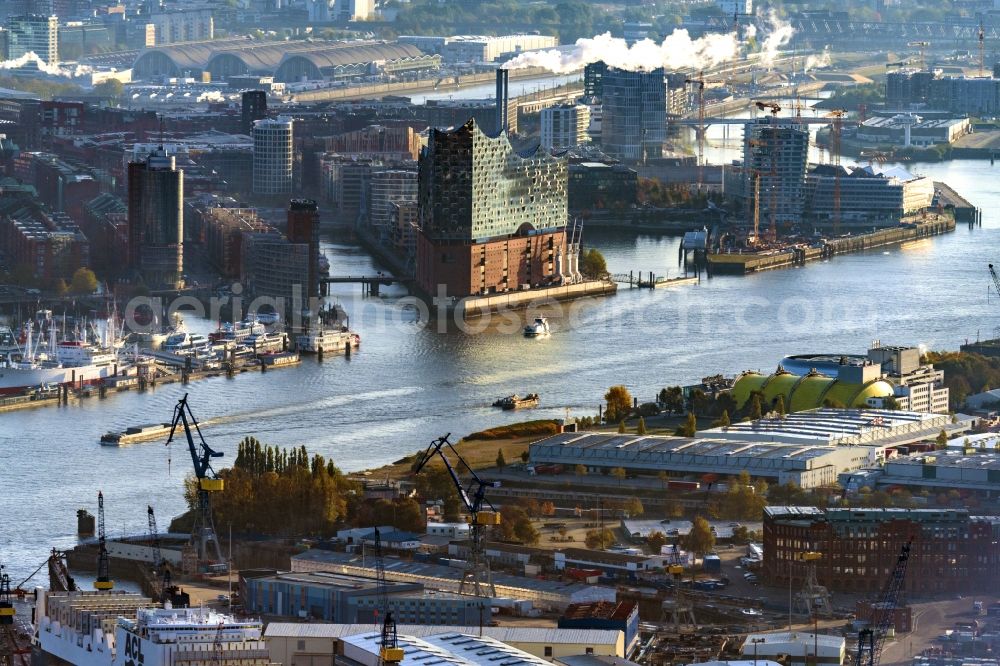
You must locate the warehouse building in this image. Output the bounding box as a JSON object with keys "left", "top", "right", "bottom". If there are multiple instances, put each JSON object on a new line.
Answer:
{"left": 879, "top": 452, "right": 1000, "bottom": 497}
{"left": 855, "top": 115, "right": 971, "bottom": 147}
{"left": 740, "top": 632, "right": 845, "bottom": 666}
{"left": 291, "top": 550, "right": 615, "bottom": 609}
{"left": 559, "top": 602, "right": 639, "bottom": 655}
{"left": 265, "top": 624, "right": 627, "bottom": 665}
{"left": 697, "top": 408, "right": 954, "bottom": 447}
{"left": 339, "top": 631, "right": 553, "bottom": 666}
{"left": 398, "top": 34, "right": 558, "bottom": 63}
{"left": 242, "top": 571, "right": 490, "bottom": 624}
{"left": 132, "top": 39, "right": 440, "bottom": 82}
{"left": 529, "top": 431, "right": 882, "bottom": 489}
{"left": 763, "top": 506, "right": 1000, "bottom": 595}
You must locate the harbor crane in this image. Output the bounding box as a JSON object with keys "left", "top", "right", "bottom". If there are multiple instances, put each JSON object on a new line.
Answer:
{"left": 855, "top": 541, "right": 912, "bottom": 666}
{"left": 166, "top": 394, "right": 225, "bottom": 566}
{"left": 989, "top": 264, "right": 1000, "bottom": 300}
{"left": 373, "top": 528, "right": 403, "bottom": 666}
{"left": 1, "top": 564, "right": 28, "bottom": 666}
{"left": 95, "top": 492, "right": 113, "bottom": 590}
{"left": 413, "top": 433, "right": 500, "bottom": 597}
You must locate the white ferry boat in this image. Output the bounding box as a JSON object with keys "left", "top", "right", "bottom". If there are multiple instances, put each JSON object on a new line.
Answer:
{"left": 296, "top": 326, "right": 360, "bottom": 354}
{"left": 35, "top": 590, "right": 270, "bottom": 666}
{"left": 209, "top": 317, "right": 267, "bottom": 344}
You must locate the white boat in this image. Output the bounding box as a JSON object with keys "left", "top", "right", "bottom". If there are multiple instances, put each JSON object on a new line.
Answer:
{"left": 162, "top": 331, "right": 211, "bottom": 353}
{"left": 244, "top": 332, "right": 286, "bottom": 354}
{"left": 523, "top": 317, "right": 551, "bottom": 337}
{"left": 35, "top": 590, "right": 270, "bottom": 666}
{"left": 0, "top": 325, "right": 135, "bottom": 395}
{"left": 209, "top": 317, "right": 267, "bottom": 344}
{"left": 296, "top": 326, "right": 360, "bottom": 354}
{"left": 253, "top": 310, "right": 280, "bottom": 325}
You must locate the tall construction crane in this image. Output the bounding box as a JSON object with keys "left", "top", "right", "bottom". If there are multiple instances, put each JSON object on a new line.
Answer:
{"left": 826, "top": 109, "right": 847, "bottom": 235}
{"left": 413, "top": 434, "right": 500, "bottom": 597}
{"left": 166, "top": 394, "right": 225, "bottom": 566}
{"left": 95, "top": 491, "right": 113, "bottom": 590}
{"left": 373, "top": 528, "right": 403, "bottom": 666}
{"left": 907, "top": 42, "right": 930, "bottom": 69}
{"left": 745, "top": 139, "right": 767, "bottom": 245}
{"left": 980, "top": 19, "right": 986, "bottom": 78}
{"left": 855, "top": 541, "right": 912, "bottom": 666}
{"left": 685, "top": 73, "right": 708, "bottom": 191}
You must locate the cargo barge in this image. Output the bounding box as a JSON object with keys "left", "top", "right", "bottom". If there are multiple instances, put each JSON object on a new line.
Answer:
{"left": 100, "top": 423, "right": 173, "bottom": 447}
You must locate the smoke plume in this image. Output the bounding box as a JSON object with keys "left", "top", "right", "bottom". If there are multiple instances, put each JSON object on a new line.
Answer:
{"left": 504, "top": 18, "right": 795, "bottom": 74}
{"left": 759, "top": 12, "right": 794, "bottom": 65}
{"left": 804, "top": 47, "right": 832, "bottom": 72}
{"left": 0, "top": 52, "right": 94, "bottom": 78}
{"left": 196, "top": 90, "right": 226, "bottom": 103}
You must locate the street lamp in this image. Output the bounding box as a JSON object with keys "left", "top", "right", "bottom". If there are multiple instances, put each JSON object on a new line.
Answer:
{"left": 751, "top": 636, "right": 766, "bottom": 666}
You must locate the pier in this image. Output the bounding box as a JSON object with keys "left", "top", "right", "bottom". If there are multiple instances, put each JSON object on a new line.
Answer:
{"left": 612, "top": 272, "right": 700, "bottom": 289}
{"left": 708, "top": 218, "right": 955, "bottom": 275}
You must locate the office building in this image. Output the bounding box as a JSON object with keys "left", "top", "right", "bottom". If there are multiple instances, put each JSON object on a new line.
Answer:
{"left": 253, "top": 116, "right": 293, "bottom": 196}
{"left": 541, "top": 104, "right": 592, "bottom": 151}
{"left": 286, "top": 199, "right": 320, "bottom": 300}
{"left": 418, "top": 34, "right": 558, "bottom": 63}
{"left": 600, "top": 66, "right": 668, "bottom": 162}
{"left": 763, "top": 506, "right": 1000, "bottom": 595}
{"left": 6, "top": 14, "right": 58, "bottom": 69}
{"left": 148, "top": 8, "right": 213, "bottom": 45}
{"left": 326, "top": 125, "right": 422, "bottom": 162}
{"left": 241, "top": 230, "right": 310, "bottom": 303}
{"left": 0, "top": 201, "right": 89, "bottom": 281}
{"left": 804, "top": 164, "right": 935, "bottom": 226}
{"left": 241, "top": 91, "right": 267, "bottom": 135}
{"left": 568, "top": 161, "right": 637, "bottom": 211}
{"left": 742, "top": 118, "right": 809, "bottom": 225}
{"left": 717, "top": 0, "right": 752, "bottom": 17}
{"left": 416, "top": 118, "right": 576, "bottom": 298}
{"left": 928, "top": 76, "right": 1000, "bottom": 116}
{"left": 584, "top": 61, "right": 606, "bottom": 98}
{"left": 127, "top": 148, "right": 184, "bottom": 289}
{"left": 368, "top": 168, "right": 417, "bottom": 242}
{"left": 336, "top": 0, "right": 374, "bottom": 21}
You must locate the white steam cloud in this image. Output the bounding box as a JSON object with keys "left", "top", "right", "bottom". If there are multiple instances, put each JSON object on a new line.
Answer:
{"left": 759, "top": 12, "right": 794, "bottom": 65}
{"left": 804, "top": 47, "right": 832, "bottom": 72}
{"left": 504, "top": 30, "right": 739, "bottom": 74}
{"left": 504, "top": 16, "right": 794, "bottom": 74}
{"left": 196, "top": 91, "right": 226, "bottom": 103}
{"left": 0, "top": 51, "right": 94, "bottom": 78}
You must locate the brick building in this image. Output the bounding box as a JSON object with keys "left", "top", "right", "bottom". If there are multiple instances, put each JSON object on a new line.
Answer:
{"left": 763, "top": 506, "right": 1000, "bottom": 596}
{"left": 0, "top": 200, "right": 89, "bottom": 281}
{"left": 416, "top": 118, "right": 577, "bottom": 298}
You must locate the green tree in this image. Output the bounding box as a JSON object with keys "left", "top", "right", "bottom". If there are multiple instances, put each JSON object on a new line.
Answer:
{"left": 681, "top": 516, "right": 716, "bottom": 556}
{"left": 579, "top": 248, "right": 608, "bottom": 279}
{"left": 69, "top": 267, "right": 98, "bottom": 294}
{"left": 496, "top": 449, "right": 506, "bottom": 470}
{"left": 675, "top": 412, "right": 697, "bottom": 437}
{"left": 93, "top": 79, "right": 124, "bottom": 102}
{"left": 660, "top": 386, "right": 685, "bottom": 414}
{"left": 712, "top": 410, "right": 731, "bottom": 428}
{"left": 499, "top": 505, "right": 539, "bottom": 544}
{"left": 647, "top": 530, "right": 667, "bottom": 553}
{"left": 749, "top": 393, "right": 763, "bottom": 420}
{"left": 611, "top": 467, "right": 627, "bottom": 486}
{"left": 935, "top": 429, "right": 949, "bottom": 449}
{"left": 618, "top": 420, "right": 626, "bottom": 434}
{"left": 636, "top": 417, "right": 647, "bottom": 435}
{"left": 605, "top": 385, "right": 633, "bottom": 422}
{"left": 732, "top": 524, "right": 750, "bottom": 543}
{"left": 584, "top": 528, "right": 616, "bottom": 550}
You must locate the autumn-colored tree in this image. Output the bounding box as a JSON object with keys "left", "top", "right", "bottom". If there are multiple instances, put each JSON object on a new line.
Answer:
{"left": 647, "top": 530, "right": 667, "bottom": 554}
{"left": 611, "top": 467, "right": 627, "bottom": 486}
{"left": 636, "top": 417, "right": 648, "bottom": 435}
{"left": 605, "top": 385, "right": 633, "bottom": 422}
{"left": 70, "top": 267, "right": 98, "bottom": 294}
{"left": 675, "top": 412, "right": 697, "bottom": 437}
{"left": 682, "top": 516, "right": 716, "bottom": 556}
{"left": 575, "top": 464, "right": 588, "bottom": 476}
{"left": 585, "top": 528, "right": 617, "bottom": 550}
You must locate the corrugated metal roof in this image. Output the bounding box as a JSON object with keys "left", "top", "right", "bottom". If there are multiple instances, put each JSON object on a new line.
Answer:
{"left": 265, "top": 623, "right": 623, "bottom": 645}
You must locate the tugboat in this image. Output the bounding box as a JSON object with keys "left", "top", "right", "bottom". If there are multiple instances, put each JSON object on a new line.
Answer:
{"left": 492, "top": 393, "right": 540, "bottom": 410}
{"left": 523, "top": 317, "right": 550, "bottom": 337}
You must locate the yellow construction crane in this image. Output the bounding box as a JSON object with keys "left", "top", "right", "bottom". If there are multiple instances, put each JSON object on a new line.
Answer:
{"left": 825, "top": 109, "right": 847, "bottom": 235}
